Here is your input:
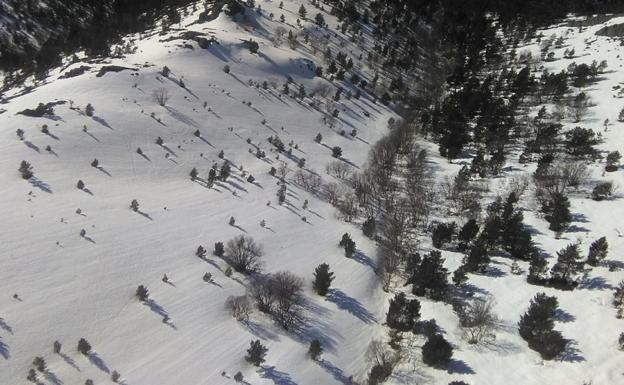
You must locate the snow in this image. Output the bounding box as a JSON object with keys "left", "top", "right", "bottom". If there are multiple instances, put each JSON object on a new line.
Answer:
{"left": 1, "top": 3, "right": 624, "bottom": 385}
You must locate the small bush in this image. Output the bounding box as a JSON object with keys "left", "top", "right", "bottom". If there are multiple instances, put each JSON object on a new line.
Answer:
{"left": 214, "top": 242, "right": 224, "bottom": 257}
{"left": 592, "top": 182, "right": 613, "bottom": 201}
{"left": 136, "top": 285, "right": 149, "bottom": 301}
{"left": 77, "top": 338, "right": 91, "bottom": 355}
{"left": 422, "top": 334, "right": 453, "bottom": 367}
{"left": 309, "top": 339, "right": 323, "bottom": 360}
{"left": 245, "top": 340, "right": 268, "bottom": 366}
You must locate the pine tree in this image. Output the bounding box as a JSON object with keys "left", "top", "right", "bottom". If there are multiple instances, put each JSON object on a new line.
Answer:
{"left": 386, "top": 292, "right": 421, "bottom": 332}
{"left": 362, "top": 217, "right": 376, "bottom": 238}
{"left": 53, "top": 340, "right": 62, "bottom": 354}
{"left": 77, "top": 180, "right": 85, "bottom": 190}
{"left": 550, "top": 243, "right": 583, "bottom": 286}
{"left": 618, "top": 106, "right": 624, "bottom": 122}
{"left": 219, "top": 162, "right": 231, "bottom": 181}
{"left": 136, "top": 285, "right": 149, "bottom": 301}
{"left": 85, "top": 103, "right": 95, "bottom": 116}
{"left": 298, "top": 4, "right": 307, "bottom": 18}
{"left": 214, "top": 242, "right": 224, "bottom": 257}
{"left": 544, "top": 192, "right": 571, "bottom": 236}
{"left": 458, "top": 219, "right": 479, "bottom": 250}
{"left": 422, "top": 334, "right": 453, "bottom": 367}
{"left": 587, "top": 236, "right": 608, "bottom": 266}
{"left": 91, "top": 158, "right": 99, "bottom": 168}
{"left": 190, "top": 168, "right": 198, "bottom": 181}
{"left": 19, "top": 160, "right": 33, "bottom": 179}
{"left": 33, "top": 356, "right": 46, "bottom": 372}
{"left": 77, "top": 338, "right": 91, "bottom": 355}
{"left": 313, "top": 263, "right": 335, "bottom": 296}
{"left": 196, "top": 245, "right": 206, "bottom": 259}
{"left": 518, "top": 293, "right": 567, "bottom": 360}
{"left": 463, "top": 240, "right": 490, "bottom": 273}
{"left": 245, "top": 340, "right": 268, "bottom": 366}
{"left": 409, "top": 250, "right": 449, "bottom": 301}
{"left": 234, "top": 372, "right": 244, "bottom": 382}
{"left": 308, "top": 339, "right": 323, "bottom": 360}
{"left": 130, "top": 199, "right": 139, "bottom": 212}
{"left": 339, "top": 233, "right": 355, "bottom": 257}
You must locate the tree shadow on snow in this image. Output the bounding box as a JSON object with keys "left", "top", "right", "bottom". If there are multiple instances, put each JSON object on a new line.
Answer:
{"left": 261, "top": 366, "right": 298, "bottom": 385}
{"left": 0, "top": 338, "right": 9, "bottom": 359}
{"left": 447, "top": 359, "right": 475, "bottom": 375}
{"left": 578, "top": 275, "right": 613, "bottom": 290}
{"left": 88, "top": 352, "right": 110, "bottom": 374}
{"left": 60, "top": 353, "right": 80, "bottom": 371}
{"left": 243, "top": 320, "right": 280, "bottom": 342}
{"left": 29, "top": 177, "right": 53, "bottom": 193}
{"left": 351, "top": 250, "right": 376, "bottom": 270}
{"left": 24, "top": 140, "right": 40, "bottom": 152}
{"left": 137, "top": 210, "right": 153, "bottom": 221}
{"left": 326, "top": 289, "right": 376, "bottom": 324}
{"left": 560, "top": 340, "right": 585, "bottom": 362}
{"left": 0, "top": 318, "right": 13, "bottom": 334}
{"left": 43, "top": 369, "right": 63, "bottom": 385}
{"left": 92, "top": 116, "right": 113, "bottom": 129}
{"left": 319, "top": 360, "right": 351, "bottom": 384}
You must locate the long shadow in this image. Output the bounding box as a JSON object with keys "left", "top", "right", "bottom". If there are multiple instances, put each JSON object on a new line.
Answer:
{"left": 231, "top": 224, "right": 247, "bottom": 233}
{"left": 244, "top": 320, "right": 280, "bottom": 341}
{"left": 261, "top": 366, "right": 298, "bottom": 385}
{"left": 554, "top": 308, "right": 576, "bottom": 323}
{"left": 60, "top": 353, "right": 80, "bottom": 371}
{"left": 0, "top": 318, "right": 13, "bottom": 334}
{"left": 145, "top": 299, "right": 168, "bottom": 318}
{"left": 326, "top": 289, "right": 376, "bottom": 324}
{"left": 578, "top": 275, "right": 613, "bottom": 290}
{"left": 89, "top": 352, "right": 110, "bottom": 374}
{"left": 560, "top": 340, "right": 585, "bottom": 362}
{"left": 92, "top": 116, "right": 113, "bottom": 129}
{"left": 447, "top": 359, "right": 475, "bottom": 375}
{"left": 83, "top": 235, "right": 96, "bottom": 243}
{"left": 97, "top": 167, "right": 112, "bottom": 177}
{"left": 29, "top": 177, "right": 53, "bottom": 193}
{"left": 137, "top": 210, "right": 153, "bottom": 221}
{"left": 227, "top": 180, "right": 248, "bottom": 193}
{"left": 567, "top": 225, "right": 590, "bottom": 233}
{"left": 44, "top": 369, "right": 63, "bottom": 385}
{"left": 24, "top": 140, "right": 40, "bottom": 152}
{"left": 165, "top": 106, "right": 199, "bottom": 127}
{"left": 45, "top": 132, "right": 60, "bottom": 141}
{"left": 0, "top": 338, "right": 9, "bottom": 359}
{"left": 351, "top": 249, "right": 376, "bottom": 269}
{"left": 319, "top": 360, "right": 351, "bottom": 385}
{"left": 86, "top": 132, "right": 101, "bottom": 143}
{"left": 82, "top": 187, "right": 94, "bottom": 196}
{"left": 199, "top": 136, "right": 215, "bottom": 148}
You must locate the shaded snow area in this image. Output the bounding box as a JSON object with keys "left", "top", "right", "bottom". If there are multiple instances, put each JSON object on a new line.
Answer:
{"left": 1, "top": 3, "right": 624, "bottom": 385}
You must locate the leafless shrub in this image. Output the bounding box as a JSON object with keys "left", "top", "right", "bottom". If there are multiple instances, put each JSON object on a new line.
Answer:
{"left": 338, "top": 192, "right": 358, "bottom": 222}
{"left": 226, "top": 235, "right": 264, "bottom": 273}
{"left": 326, "top": 160, "right": 352, "bottom": 179}
{"left": 457, "top": 296, "right": 500, "bottom": 345}
{"left": 272, "top": 26, "right": 287, "bottom": 47}
{"left": 249, "top": 272, "right": 304, "bottom": 329}
{"left": 153, "top": 88, "right": 170, "bottom": 106}
{"left": 315, "top": 84, "right": 332, "bottom": 98}
{"left": 225, "top": 295, "right": 252, "bottom": 322}
{"left": 324, "top": 182, "right": 344, "bottom": 206}
{"left": 293, "top": 169, "right": 322, "bottom": 192}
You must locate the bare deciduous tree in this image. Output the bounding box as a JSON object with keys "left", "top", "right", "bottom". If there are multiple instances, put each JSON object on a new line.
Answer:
{"left": 226, "top": 235, "right": 264, "bottom": 273}
{"left": 153, "top": 88, "right": 170, "bottom": 106}
{"left": 326, "top": 160, "right": 352, "bottom": 179}
{"left": 457, "top": 296, "right": 500, "bottom": 345}
{"left": 225, "top": 295, "right": 252, "bottom": 322}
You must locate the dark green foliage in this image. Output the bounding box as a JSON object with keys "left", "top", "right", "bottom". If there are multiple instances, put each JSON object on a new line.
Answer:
{"left": 85, "top": 103, "right": 94, "bottom": 116}
{"left": 458, "top": 219, "right": 479, "bottom": 249}
{"left": 245, "top": 339, "right": 268, "bottom": 366}
{"left": 565, "top": 126, "right": 598, "bottom": 157}
{"left": 463, "top": 240, "right": 490, "bottom": 273}
{"left": 386, "top": 292, "right": 421, "bottom": 332}
{"left": 77, "top": 338, "right": 91, "bottom": 355}
{"left": 332, "top": 146, "right": 343, "bottom": 158}
{"left": 77, "top": 180, "right": 85, "bottom": 189}
{"left": 550, "top": 243, "right": 583, "bottom": 287}
{"left": 368, "top": 363, "right": 392, "bottom": 385}
{"left": 452, "top": 266, "right": 468, "bottom": 286}
{"left": 422, "top": 334, "right": 453, "bottom": 367}
{"left": 432, "top": 222, "right": 456, "bottom": 249}
{"left": 409, "top": 250, "right": 448, "bottom": 301}
{"left": 246, "top": 39, "right": 259, "bottom": 53}
{"left": 528, "top": 254, "right": 549, "bottom": 284}
{"left": 308, "top": 339, "right": 323, "bottom": 360}
{"left": 543, "top": 192, "right": 571, "bottom": 235}
{"left": 19, "top": 160, "right": 33, "bottom": 179}
{"left": 136, "top": 285, "right": 149, "bottom": 301}
{"left": 313, "top": 263, "right": 334, "bottom": 296}
{"left": 214, "top": 242, "right": 224, "bottom": 257}
{"left": 190, "top": 168, "right": 198, "bottom": 180}
{"left": 219, "top": 162, "right": 231, "bottom": 181}
{"left": 339, "top": 233, "right": 356, "bottom": 258}
{"left": 196, "top": 245, "right": 206, "bottom": 259}
{"left": 518, "top": 293, "right": 567, "bottom": 360}
{"left": 33, "top": 356, "right": 46, "bottom": 371}
{"left": 53, "top": 340, "right": 61, "bottom": 354}
{"left": 362, "top": 217, "right": 376, "bottom": 238}
{"left": 130, "top": 199, "right": 139, "bottom": 212}
{"left": 587, "top": 237, "right": 608, "bottom": 266}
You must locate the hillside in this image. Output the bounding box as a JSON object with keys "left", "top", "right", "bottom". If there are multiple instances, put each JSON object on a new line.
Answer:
{"left": 1, "top": 2, "right": 624, "bottom": 385}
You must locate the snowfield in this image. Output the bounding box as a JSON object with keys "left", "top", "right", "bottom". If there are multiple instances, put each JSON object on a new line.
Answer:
{"left": 1, "top": 3, "right": 624, "bottom": 385}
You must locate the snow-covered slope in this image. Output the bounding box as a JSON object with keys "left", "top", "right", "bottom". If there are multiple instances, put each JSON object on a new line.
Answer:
{"left": 0, "top": 4, "right": 396, "bottom": 385}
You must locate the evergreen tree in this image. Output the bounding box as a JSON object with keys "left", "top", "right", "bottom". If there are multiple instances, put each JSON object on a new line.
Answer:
{"left": 458, "top": 219, "right": 479, "bottom": 250}
{"left": 19, "top": 160, "right": 33, "bottom": 179}
{"left": 587, "top": 236, "right": 608, "bottom": 266}
{"left": 77, "top": 180, "right": 85, "bottom": 189}
{"left": 245, "top": 340, "right": 268, "bottom": 366}
{"left": 130, "top": 199, "right": 139, "bottom": 212}
{"left": 298, "top": 4, "right": 307, "bottom": 18}
{"left": 528, "top": 254, "right": 549, "bottom": 283}
{"left": 308, "top": 339, "right": 323, "bottom": 360}
{"left": 339, "top": 233, "right": 355, "bottom": 257}
{"left": 190, "top": 168, "right": 198, "bottom": 181}
{"left": 362, "top": 217, "right": 376, "bottom": 238}
{"left": 136, "top": 285, "right": 149, "bottom": 301}
{"left": 422, "top": 334, "right": 453, "bottom": 367}
{"left": 550, "top": 243, "right": 583, "bottom": 286}
{"left": 544, "top": 192, "right": 571, "bottom": 236}
{"left": 518, "top": 293, "right": 567, "bottom": 360}
{"left": 386, "top": 292, "right": 421, "bottom": 332}
{"left": 219, "top": 162, "right": 231, "bottom": 181}
{"left": 77, "top": 338, "right": 91, "bottom": 355}
{"left": 409, "top": 250, "right": 449, "bottom": 301}
{"left": 196, "top": 245, "right": 206, "bottom": 259}
{"left": 214, "top": 242, "right": 224, "bottom": 257}
{"left": 463, "top": 240, "right": 490, "bottom": 273}
{"left": 85, "top": 103, "right": 95, "bottom": 116}
{"left": 313, "top": 263, "right": 335, "bottom": 296}
{"left": 432, "top": 222, "right": 456, "bottom": 249}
